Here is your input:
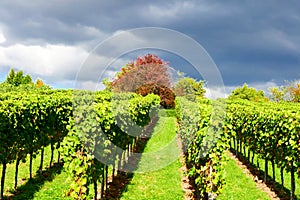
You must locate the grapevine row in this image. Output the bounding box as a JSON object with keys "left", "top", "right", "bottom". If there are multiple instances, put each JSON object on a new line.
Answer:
{"left": 0, "top": 89, "right": 160, "bottom": 199}
{"left": 61, "top": 91, "right": 160, "bottom": 199}
{"left": 0, "top": 89, "right": 72, "bottom": 199}
{"left": 225, "top": 99, "right": 300, "bottom": 199}
{"left": 176, "top": 97, "right": 299, "bottom": 199}
{"left": 175, "top": 97, "right": 228, "bottom": 199}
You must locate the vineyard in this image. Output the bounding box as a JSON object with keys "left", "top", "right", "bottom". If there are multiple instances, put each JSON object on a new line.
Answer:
{"left": 0, "top": 86, "right": 299, "bottom": 199}
{"left": 176, "top": 97, "right": 300, "bottom": 199}
{"left": 0, "top": 89, "right": 72, "bottom": 199}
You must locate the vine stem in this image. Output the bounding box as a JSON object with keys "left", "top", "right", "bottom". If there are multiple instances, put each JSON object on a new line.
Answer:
{"left": 29, "top": 152, "right": 33, "bottom": 180}
{"left": 264, "top": 159, "right": 268, "bottom": 183}
{"left": 290, "top": 163, "right": 295, "bottom": 200}
{"left": 1, "top": 160, "right": 7, "bottom": 200}
{"left": 15, "top": 158, "right": 20, "bottom": 189}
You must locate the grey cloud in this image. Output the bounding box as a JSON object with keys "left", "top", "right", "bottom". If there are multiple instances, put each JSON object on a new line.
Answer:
{"left": 0, "top": 0, "right": 300, "bottom": 89}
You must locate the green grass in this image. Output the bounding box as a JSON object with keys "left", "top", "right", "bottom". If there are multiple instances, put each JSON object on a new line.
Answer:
{"left": 0, "top": 145, "right": 72, "bottom": 199}
{"left": 32, "top": 168, "right": 72, "bottom": 200}
{"left": 120, "top": 115, "right": 184, "bottom": 200}
{"left": 217, "top": 153, "right": 271, "bottom": 200}
{"left": 247, "top": 149, "right": 300, "bottom": 199}
{"left": 228, "top": 143, "right": 300, "bottom": 199}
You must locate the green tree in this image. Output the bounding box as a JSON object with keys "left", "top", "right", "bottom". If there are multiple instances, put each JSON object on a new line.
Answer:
{"left": 288, "top": 82, "right": 300, "bottom": 102}
{"left": 269, "top": 87, "right": 287, "bottom": 102}
{"left": 269, "top": 80, "right": 300, "bottom": 102}
{"left": 23, "top": 75, "right": 33, "bottom": 84}
{"left": 14, "top": 71, "right": 24, "bottom": 86}
{"left": 6, "top": 69, "right": 15, "bottom": 84}
{"left": 101, "top": 78, "right": 113, "bottom": 91}
{"left": 228, "top": 84, "right": 268, "bottom": 101}
{"left": 173, "top": 77, "right": 206, "bottom": 98}
{"left": 4, "top": 69, "right": 34, "bottom": 86}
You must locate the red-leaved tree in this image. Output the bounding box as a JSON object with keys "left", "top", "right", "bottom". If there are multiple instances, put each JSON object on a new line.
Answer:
{"left": 135, "top": 84, "right": 176, "bottom": 109}
{"left": 112, "top": 54, "right": 172, "bottom": 92}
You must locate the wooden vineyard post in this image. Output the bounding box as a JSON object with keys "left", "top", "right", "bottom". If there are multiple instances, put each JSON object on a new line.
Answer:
{"left": 14, "top": 158, "right": 21, "bottom": 189}
{"left": 105, "top": 165, "right": 108, "bottom": 190}
{"left": 0, "top": 161, "right": 7, "bottom": 200}
{"left": 101, "top": 168, "right": 105, "bottom": 198}
{"left": 280, "top": 167, "right": 284, "bottom": 187}
{"left": 271, "top": 159, "right": 275, "bottom": 181}
{"left": 264, "top": 159, "right": 268, "bottom": 183}
{"left": 290, "top": 163, "right": 295, "bottom": 200}
{"left": 39, "top": 147, "right": 44, "bottom": 174}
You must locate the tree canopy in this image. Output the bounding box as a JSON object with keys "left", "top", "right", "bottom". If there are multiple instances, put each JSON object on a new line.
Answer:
{"left": 5, "top": 69, "right": 33, "bottom": 86}
{"left": 1, "top": 69, "right": 49, "bottom": 90}
{"left": 173, "top": 77, "right": 206, "bottom": 99}
{"left": 269, "top": 80, "right": 300, "bottom": 102}
{"left": 289, "top": 83, "right": 300, "bottom": 102}
{"left": 269, "top": 87, "right": 287, "bottom": 102}
{"left": 112, "top": 54, "right": 171, "bottom": 92}
{"left": 228, "top": 84, "right": 268, "bottom": 102}
{"left": 135, "top": 83, "right": 176, "bottom": 109}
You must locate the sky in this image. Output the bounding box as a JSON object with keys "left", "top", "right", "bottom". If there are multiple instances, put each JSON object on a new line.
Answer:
{"left": 0, "top": 0, "right": 299, "bottom": 98}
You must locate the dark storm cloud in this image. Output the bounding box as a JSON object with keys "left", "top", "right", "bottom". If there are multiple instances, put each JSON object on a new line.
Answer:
{"left": 0, "top": 0, "right": 299, "bottom": 90}
{"left": 0, "top": 0, "right": 173, "bottom": 44}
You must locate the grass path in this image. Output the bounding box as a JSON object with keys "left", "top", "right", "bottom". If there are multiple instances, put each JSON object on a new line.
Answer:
{"left": 119, "top": 114, "right": 184, "bottom": 200}
{"left": 0, "top": 145, "right": 72, "bottom": 200}
{"left": 217, "top": 152, "right": 271, "bottom": 200}
{"left": 32, "top": 167, "right": 72, "bottom": 200}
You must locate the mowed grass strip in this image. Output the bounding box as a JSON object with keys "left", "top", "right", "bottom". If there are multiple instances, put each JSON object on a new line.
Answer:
{"left": 246, "top": 148, "right": 300, "bottom": 199}
{"left": 120, "top": 114, "right": 184, "bottom": 200}
{"left": 32, "top": 165, "right": 73, "bottom": 200}
{"left": 0, "top": 145, "right": 72, "bottom": 200}
{"left": 217, "top": 153, "right": 271, "bottom": 200}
